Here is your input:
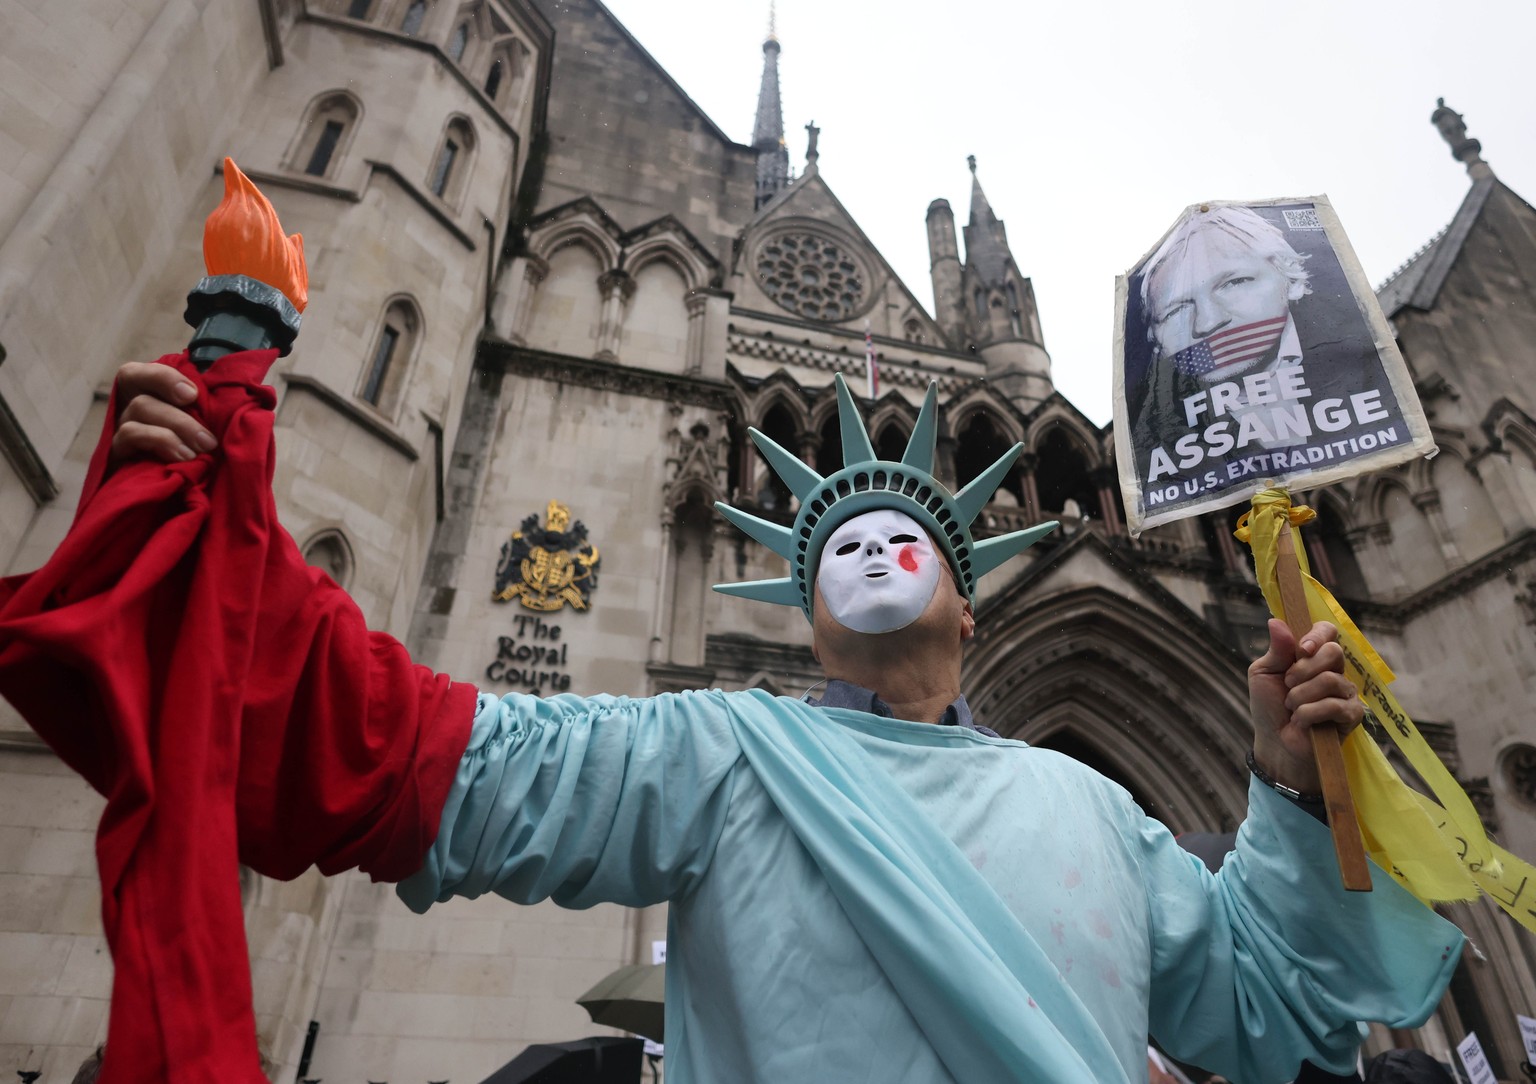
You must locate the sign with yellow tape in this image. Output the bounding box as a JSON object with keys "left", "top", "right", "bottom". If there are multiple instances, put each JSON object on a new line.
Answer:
{"left": 1238, "top": 490, "right": 1536, "bottom": 932}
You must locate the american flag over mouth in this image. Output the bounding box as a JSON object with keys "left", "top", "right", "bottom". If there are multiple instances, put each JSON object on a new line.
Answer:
{"left": 1170, "top": 314, "right": 1288, "bottom": 376}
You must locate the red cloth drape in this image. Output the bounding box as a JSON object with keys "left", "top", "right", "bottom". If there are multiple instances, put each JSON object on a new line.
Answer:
{"left": 0, "top": 350, "right": 476, "bottom": 1083}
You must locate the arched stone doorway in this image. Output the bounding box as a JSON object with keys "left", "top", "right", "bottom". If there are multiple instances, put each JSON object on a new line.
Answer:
{"left": 965, "top": 584, "right": 1252, "bottom": 833}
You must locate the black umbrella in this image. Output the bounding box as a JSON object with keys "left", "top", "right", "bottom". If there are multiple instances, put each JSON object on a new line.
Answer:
{"left": 1363, "top": 1049, "right": 1456, "bottom": 1083}
{"left": 576, "top": 963, "right": 666, "bottom": 1043}
{"left": 478, "top": 1036, "right": 643, "bottom": 1084}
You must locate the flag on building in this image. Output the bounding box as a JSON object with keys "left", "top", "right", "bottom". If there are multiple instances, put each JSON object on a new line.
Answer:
{"left": 864, "top": 320, "right": 880, "bottom": 399}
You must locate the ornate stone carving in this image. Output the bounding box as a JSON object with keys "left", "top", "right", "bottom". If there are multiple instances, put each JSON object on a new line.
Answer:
{"left": 1463, "top": 776, "right": 1499, "bottom": 834}
{"left": 1513, "top": 575, "right": 1536, "bottom": 630}
{"left": 754, "top": 229, "right": 868, "bottom": 321}
{"left": 727, "top": 333, "right": 971, "bottom": 394}
{"left": 480, "top": 342, "right": 736, "bottom": 412}
{"left": 662, "top": 404, "right": 732, "bottom": 517}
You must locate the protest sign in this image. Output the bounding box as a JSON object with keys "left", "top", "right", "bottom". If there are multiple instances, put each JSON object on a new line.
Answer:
{"left": 1113, "top": 196, "right": 1435, "bottom": 535}
{"left": 1455, "top": 1031, "right": 1497, "bottom": 1084}
{"left": 1518, "top": 1013, "right": 1536, "bottom": 1065}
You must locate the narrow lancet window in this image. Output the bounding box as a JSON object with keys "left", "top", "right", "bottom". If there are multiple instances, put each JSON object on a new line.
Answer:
{"left": 305, "top": 120, "right": 344, "bottom": 177}
{"left": 430, "top": 140, "right": 458, "bottom": 196}
{"left": 401, "top": 0, "right": 427, "bottom": 35}
{"left": 362, "top": 325, "right": 400, "bottom": 406}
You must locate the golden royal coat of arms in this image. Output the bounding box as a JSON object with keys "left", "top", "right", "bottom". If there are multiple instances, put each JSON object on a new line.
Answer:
{"left": 493, "top": 499, "right": 601, "bottom": 612}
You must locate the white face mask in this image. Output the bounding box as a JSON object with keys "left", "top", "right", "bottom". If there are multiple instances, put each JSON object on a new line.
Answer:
{"left": 816, "top": 509, "right": 942, "bottom": 634}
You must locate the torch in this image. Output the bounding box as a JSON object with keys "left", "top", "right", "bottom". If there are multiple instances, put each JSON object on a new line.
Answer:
{"left": 183, "top": 158, "right": 308, "bottom": 370}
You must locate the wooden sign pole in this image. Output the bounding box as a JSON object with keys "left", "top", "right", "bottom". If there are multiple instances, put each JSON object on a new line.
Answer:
{"left": 1275, "top": 520, "right": 1373, "bottom": 892}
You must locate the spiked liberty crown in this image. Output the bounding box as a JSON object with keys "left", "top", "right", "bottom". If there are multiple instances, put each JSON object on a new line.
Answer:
{"left": 714, "top": 374, "right": 1059, "bottom": 622}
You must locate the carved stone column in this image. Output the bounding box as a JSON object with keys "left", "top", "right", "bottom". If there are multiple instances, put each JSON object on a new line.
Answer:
{"left": 684, "top": 290, "right": 709, "bottom": 375}
{"left": 668, "top": 513, "right": 714, "bottom": 667}
{"left": 1471, "top": 449, "right": 1530, "bottom": 538}
{"left": 1303, "top": 532, "right": 1337, "bottom": 588}
{"left": 797, "top": 430, "right": 821, "bottom": 471}
{"left": 1360, "top": 522, "right": 1407, "bottom": 597}
{"left": 1412, "top": 488, "right": 1464, "bottom": 568}
{"left": 1212, "top": 516, "right": 1242, "bottom": 575}
{"left": 1017, "top": 451, "right": 1041, "bottom": 521}
{"left": 739, "top": 431, "right": 758, "bottom": 507}
{"left": 1090, "top": 466, "right": 1122, "bottom": 535}
{"left": 503, "top": 254, "right": 548, "bottom": 345}
{"left": 595, "top": 269, "right": 634, "bottom": 361}
{"left": 649, "top": 514, "right": 674, "bottom": 663}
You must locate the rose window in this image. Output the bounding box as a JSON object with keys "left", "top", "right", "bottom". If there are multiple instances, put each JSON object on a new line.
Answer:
{"left": 756, "top": 232, "right": 867, "bottom": 321}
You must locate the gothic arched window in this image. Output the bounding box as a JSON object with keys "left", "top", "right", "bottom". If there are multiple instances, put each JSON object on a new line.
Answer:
{"left": 1313, "top": 498, "right": 1368, "bottom": 598}
{"left": 955, "top": 412, "right": 1014, "bottom": 494}
{"left": 1006, "top": 283, "right": 1024, "bottom": 337}
{"left": 301, "top": 529, "right": 355, "bottom": 589}
{"left": 973, "top": 289, "right": 987, "bottom": 320}
{"left": 359, "top": 297, "right": 421, "bottom": 417}
{"left": 755, "top": 404, "right": 798, "bottom": 514}
{"left": 1034, "top": 428, "right": 1101, "bottom": 520}
{"left": 429, "top": 139, "right": 457, "bottom": 195}
{"left": 428, "top": 117, "right": 476, "bottom": 205}
{"left": 483, "top": 38, "right": 529, "bottom": 112}
{"left": 400, "top": 0, "right": 427, "bottom": 35}
{"left": 814, "top": 412, "right": 841, "bottom": 477}
{"left": 306, "top": 121, "right": 344, "bottom": 176}
{"left": 447, "top": 21, "right": 469, "bottom": 61}
{"left": 287, "top": 92, "right": 361, "bottom": 180}
{"left": 875, "top": 422, "right": 909, "bottom": 463}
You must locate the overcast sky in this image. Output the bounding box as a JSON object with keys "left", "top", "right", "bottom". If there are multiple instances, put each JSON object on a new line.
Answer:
{"left": 599, "top": 0, "right": 1535, "bottom": 425}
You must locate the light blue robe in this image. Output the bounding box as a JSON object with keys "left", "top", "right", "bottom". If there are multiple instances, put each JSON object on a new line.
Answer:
{"left": 398, "top": 689, "right": 1462, "bottom": 1083}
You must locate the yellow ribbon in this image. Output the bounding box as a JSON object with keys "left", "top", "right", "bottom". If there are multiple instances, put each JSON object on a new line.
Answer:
{"left": 1236, "top": 488, "right": 1536, "bottom": 932}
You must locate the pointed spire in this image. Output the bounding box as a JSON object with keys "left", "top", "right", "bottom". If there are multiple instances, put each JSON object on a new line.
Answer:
{"left": 961, "top": 155, "right": 1014, "bottom": 292}
{"left": 958, "top": 155, "right": 1051, "bottom": 408}
{"left": 967, "top": 154, "right": 996, "bottom": 225}
{"left": 752, "top": 3, "right": 790, "bottom": 208}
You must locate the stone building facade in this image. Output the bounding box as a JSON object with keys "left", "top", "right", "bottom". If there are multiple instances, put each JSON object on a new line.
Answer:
{"left": 1, "top": 1, "right": 1533, "bottom": 1080}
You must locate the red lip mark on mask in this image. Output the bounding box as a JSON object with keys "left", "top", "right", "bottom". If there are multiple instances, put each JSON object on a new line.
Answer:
{"left": 898, "top": 545, "right": 919, "bottom": 573}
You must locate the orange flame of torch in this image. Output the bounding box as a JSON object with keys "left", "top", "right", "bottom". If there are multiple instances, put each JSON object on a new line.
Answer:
{"left": 203, "top": 157, "right": 308, "bottom": 313}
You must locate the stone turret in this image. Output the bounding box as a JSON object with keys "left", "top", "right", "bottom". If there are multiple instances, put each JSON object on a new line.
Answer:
{"left": 926, "top": 198, "right": 965, "bottom": 346}
{"left": 959, "top": 156, "right": 1052, "bottom": 409}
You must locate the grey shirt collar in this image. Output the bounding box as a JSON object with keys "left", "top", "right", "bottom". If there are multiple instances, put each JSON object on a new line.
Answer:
{"left": 805, "top": 678, "right": 1000, "bottom": 738}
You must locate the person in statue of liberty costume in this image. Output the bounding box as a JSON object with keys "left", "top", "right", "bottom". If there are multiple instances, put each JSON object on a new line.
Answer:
{"left": 108, "top": 363, "right": 1461, "bottom": 1084}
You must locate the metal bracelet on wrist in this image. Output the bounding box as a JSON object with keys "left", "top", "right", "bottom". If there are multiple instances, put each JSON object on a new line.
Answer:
{"left": 1246, "top": 750, "right": 1326, "bottom": 804}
